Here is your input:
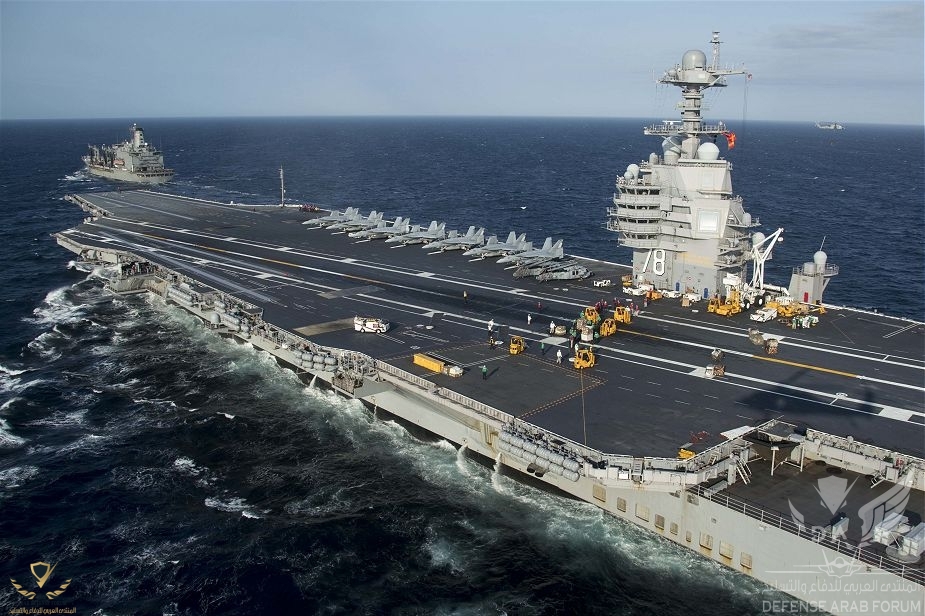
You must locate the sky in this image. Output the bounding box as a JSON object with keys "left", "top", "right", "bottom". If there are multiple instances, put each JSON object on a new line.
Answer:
{"left": 1, "top": 0, "right": 922, "bottom": 124}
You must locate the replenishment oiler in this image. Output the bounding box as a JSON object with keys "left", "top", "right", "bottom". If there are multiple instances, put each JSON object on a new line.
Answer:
{"left": 83, "top": 123, "right": 174, "bottom": 184}
{"left": 56, "top": 33, "right": 923, "bottom": 615}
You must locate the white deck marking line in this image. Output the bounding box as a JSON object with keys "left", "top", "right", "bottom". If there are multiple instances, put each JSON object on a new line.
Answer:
{"left": 884, "top": 323, "right": 919, "bottom": 339}
{"left": 878, "top": 407, "right": 915, "bottom": 421}
{"left": 91, "top": 225, "right": 925, "bottom": 427}
{"left": 94, "top": 195, "right": 197, "bottom": 221}
{"left": 642, "top": 313, "right": 923, "bottom": 370}
{"left": 85, "top": 222, "right": 925, "bottom": 415}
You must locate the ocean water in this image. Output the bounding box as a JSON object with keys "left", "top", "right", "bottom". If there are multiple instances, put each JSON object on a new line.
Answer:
{"left": 0, "top": 117, "right": 922, "bottom": 615}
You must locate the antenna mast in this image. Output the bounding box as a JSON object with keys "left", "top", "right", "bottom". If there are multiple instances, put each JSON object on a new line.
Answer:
{"left": 279, "top": 166, "right": 285, "bottom": 207}
{"left": 710, "top": 31, "right": 721, "bottom": 70}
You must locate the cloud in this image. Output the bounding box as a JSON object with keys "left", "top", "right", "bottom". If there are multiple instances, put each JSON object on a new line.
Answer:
{"left": 768, "top": 2, "right": 923, "bottom": 50}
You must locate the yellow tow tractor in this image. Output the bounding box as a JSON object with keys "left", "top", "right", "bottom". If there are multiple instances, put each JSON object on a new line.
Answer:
{"left": 573, "top": 347, "right": 596, "bottom": 369}
{"left": 598, "top": 318, "right": 618, "bottom": 337}
{"left": 583, "top": 306, "right": 601, "bottom": 325}
{"left": 707, "top": 289, "right": 742, "bottom": 317}
{"left": 613, "top": 306, "right": 632, "bottom": 325}
{"left": 509, "top": 335, "right": 526, "bottom": 355}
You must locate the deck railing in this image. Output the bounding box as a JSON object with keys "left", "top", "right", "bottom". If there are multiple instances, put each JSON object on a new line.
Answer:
{"left": 688, "top": 484, "right": 925, "bottom": 586}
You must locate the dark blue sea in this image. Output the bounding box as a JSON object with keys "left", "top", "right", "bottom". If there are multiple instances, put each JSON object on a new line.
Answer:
{"left": 0, "top": 117, "right": 922, "bottom": 615}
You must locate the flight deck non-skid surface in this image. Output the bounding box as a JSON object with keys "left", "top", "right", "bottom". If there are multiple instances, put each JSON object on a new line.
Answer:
{"left": 59, "top": 190, "right": 925, "bottom": 458}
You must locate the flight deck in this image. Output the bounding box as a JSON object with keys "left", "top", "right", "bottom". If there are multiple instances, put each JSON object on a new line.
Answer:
{"left": 57, "top": 190, "right": 925, "bottom": 459}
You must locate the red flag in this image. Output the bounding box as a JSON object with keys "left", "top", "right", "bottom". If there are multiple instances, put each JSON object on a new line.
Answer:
{"left": 724, "top": 131, "right": 737, "bottom": 149}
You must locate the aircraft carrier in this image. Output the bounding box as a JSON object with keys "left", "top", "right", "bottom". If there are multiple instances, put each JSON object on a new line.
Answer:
{"left": 55, "top": 35, "right": 924, "bottom": 615}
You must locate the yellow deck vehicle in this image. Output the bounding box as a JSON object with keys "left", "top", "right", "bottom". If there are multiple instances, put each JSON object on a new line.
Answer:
{"left": 599, "top": 318, "right": 617, "bottom": 337}
{"left": 707, "top": 289, "right": 742, "bottom": 317}
{"left": 573, "top": 348, "right": 596, "bottom": 369}
{"left": 583, "top": 306, "right": 601, "bottom": 325}
{"left": 509, "top": 335, "right": 525, "bottom": 355}
{"left": 613, "top": 306, "right": 632, "bottom": 324}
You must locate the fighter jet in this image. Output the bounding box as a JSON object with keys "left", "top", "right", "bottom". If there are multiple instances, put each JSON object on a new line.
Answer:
{"left": 302, "top": 206, "right": 359, "bottom": 227}
{"left": 422, "top": 226, "right": 485, "bottom": 252}
{"left": 349, "top": 216, "right": 411, "bottom": 240}
{"left": 328, "top": 210, "right": 384, "bottom": 232}
{"left": 463, "top": 231, "right": 528, "bottom": 258}
{"left": 385, "top": 221, "right": 446, "bottom": 245}
{"left": 496, "top": 237, "right": 564, "bottom": 264}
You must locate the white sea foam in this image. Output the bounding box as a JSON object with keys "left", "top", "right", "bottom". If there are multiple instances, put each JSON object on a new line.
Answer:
{"left": 423, "top": 529, "right": 466, "bottom": 574}
{"left": 25, "top": 408, "right": 87, "bottom": 429}
{"left": 0, "top": 364, "right": 29, "bottom": 377}
{"left": 46, "top": 433, "right": 108, "bottom": 458}
{"left": 62, "top": 170, "right": 91, "bottom": 182}
{"left": 0, "top": 417, "right": 25, "bottom": 448}
{"left": 0, "top": 396, "right": 23, "bottom": 412}
{"left": 67, "top": 259, "right": 95, "bottom": 273}
{"left": 0, "top": 465, "right": 39, "bottom": 490}
{"left": 118, "top": 535, "right": 202, "bottom": 572}
{"left": 204, "top": 496, "right": 262, "bottom": 518}
{"left": 283, "top": 482, "right": 367, "bottom": 518}
{"left": 27, "top": 286, "right": 89, "bottom": 327}
{"left": 0, "top": 372, "right": 47, "bottom": 396}
{"left": 111, "top": 466, "right": 167, "bottom": 492}
{"left": 26, "top": 331, "right": 63, "bottom": 361}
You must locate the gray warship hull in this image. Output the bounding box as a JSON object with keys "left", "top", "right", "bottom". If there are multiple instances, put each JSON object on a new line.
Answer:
{"left": 85, "top": 163, "right": 174, "bottom": 185}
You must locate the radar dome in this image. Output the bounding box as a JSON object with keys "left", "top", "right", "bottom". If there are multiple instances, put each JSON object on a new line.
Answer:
{"left": 752, "top": 232, "right": 765, "bottom": 246}
{"left": 626, "top": 164, "right": 640, "bottom": 179}
{"left": 662, "top": 136, "right": 682, "bottom": 156}
{"left": 813, "top": 251, "right": 827, "bottom": 268}
{"left": 743, "top": 213, "right": 752, "bottom": 227}
{"left": 696, "top": 142, "right": 720, "bottom": 161}
{"left": 681, "top": 50, "right": 707, "bottom": 70}
{"left": 662, "top": 136, "right": 682, "bottom": 165}
{"left": 649, "top": 153, "right": 659, "bottom": 166}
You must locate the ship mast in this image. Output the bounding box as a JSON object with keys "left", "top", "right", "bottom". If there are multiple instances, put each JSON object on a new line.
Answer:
{"left": 279, "top": 166, "right": 285, "bottom": 207}
{"left": 646, "top": 31, "right": 747, "bottom": 156}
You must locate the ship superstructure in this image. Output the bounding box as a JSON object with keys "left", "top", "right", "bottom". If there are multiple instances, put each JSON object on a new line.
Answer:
{"left": 609, "top": 33, "right": 758, "bottom": 299}
{"left": 83, "top": 124, "right": 174, "bottom": 184}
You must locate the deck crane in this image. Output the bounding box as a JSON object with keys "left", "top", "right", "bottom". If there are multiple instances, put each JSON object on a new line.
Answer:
{"left": 712, "top": 228, "right": 786, "bottom": 317}
{"left": 746, "top": 227, "right": 786, "bottom": 307}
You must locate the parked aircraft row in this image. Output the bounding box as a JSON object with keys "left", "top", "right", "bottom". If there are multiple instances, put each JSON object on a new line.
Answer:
{"left": 302, "top": 208, "right": 573, "bottom": 274}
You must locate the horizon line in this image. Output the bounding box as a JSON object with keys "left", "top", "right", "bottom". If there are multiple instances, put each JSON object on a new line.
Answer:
{"left": 1, "top": 114, "right": 920, "bottom": 127}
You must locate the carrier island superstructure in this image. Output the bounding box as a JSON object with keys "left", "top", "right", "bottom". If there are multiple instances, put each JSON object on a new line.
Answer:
{"left": 609, "top": 33, "right": 837, "bottom": 309}
{"left": 83, "top": 123, "right": 174, "bottom": 184}
{"left": 56, "top": 34, "right": 924, "bottom": 615}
